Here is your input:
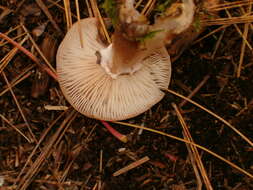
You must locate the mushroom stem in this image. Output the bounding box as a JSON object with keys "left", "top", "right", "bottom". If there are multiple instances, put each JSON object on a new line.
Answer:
{"left": 98, "top": 0, "right": 195, "bottom": 79}
{"left": 97, "top": 0, "right": 150, "bottom": 79}
{"left": 98, "top": 31, "right": 148, "bottom": 78}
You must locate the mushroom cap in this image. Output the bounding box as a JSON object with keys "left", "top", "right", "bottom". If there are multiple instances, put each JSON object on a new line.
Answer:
{"left": 57, "top": 18, "right": 171, "bottom": 121}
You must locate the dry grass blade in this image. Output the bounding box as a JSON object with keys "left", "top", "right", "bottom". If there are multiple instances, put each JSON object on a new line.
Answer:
{"left": 172, "top": 103, "right": 213, "bottom": 190}
{"left": 47, "top": 0, "right": 77, "bottom": 19}
{"left": 209, "top": 0, "right": 253, "bottom": 11}
{"left": 85, "top": 0, "right": 94, "bottom": 17}
{"left": 0, "top": 24, "right": 21, "bottom": 44}
{"left": 0, "top": 35, "right": 28, "bottom": 73}
{"left": 225, "top": 9, "right": 252, "bottom": 51}
{"left": 0, "top": 31, "right": 58, "bottom": 80}
{"left": 141, "top": 0, "right": 156, "bottom": 16}
{"left": 240, "top": 6, "right": 253, "bottom": 31}
{"left": 0, "top": 32, "right": 38, "bottom": 62}
{"left": 21, "top": 24, "right": 57, "bottom": 74}
{"left": 202, "top": 15, "right": 253, "bottom": 26}
{"left": 185, "top": 141, "right": 203, "bottom": 190}
{"left": 0, "top": 65, "right": 34, "bottom": 97}
{"left": 0, "top": 114, "right": 31, "bottom": 143}
{"left": 135, "top": 0, "right": 144, "bottom": 8}
{"left": 2, "top": 72, "right": 37, "bottom": 143}
{"left": 14, "top": 111, "right": 68, "bottom": 186}
{"left": 16, "top": 110, "right": 76, "bottom": 190}
{"left": 75, "top": 0, "right": 84, "bottom": 48}
{"left": 63, "top": 0, "right": 73, "bottom": 30}
{"left": 164, "top": 88, "right": 253, "bottom": 147}
{"left": 113, "top": 121, "right": 253, "bottom": 179}
{"left": 0, "top": 32, "right": 27, "bottom": 47}
{"left": 237, "top": 5, "right": 251, "bottom": 78}
{"left": 113, "top": 156, "right": 150, "bottom": 177}
{"left": 89, "top": 0, "right": 111, "bottom": 43}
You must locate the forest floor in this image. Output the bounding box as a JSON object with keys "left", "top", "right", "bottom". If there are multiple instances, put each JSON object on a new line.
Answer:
{"left": 0, "top": 0, "right": 253, "bottom": 189}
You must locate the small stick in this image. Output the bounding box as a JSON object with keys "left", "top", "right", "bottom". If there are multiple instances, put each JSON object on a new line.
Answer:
{"left": 113, "top": 156, "right": 150, "bottom": 177}
{"left": 44, "top": 105, "right": 68, "bottom": 111}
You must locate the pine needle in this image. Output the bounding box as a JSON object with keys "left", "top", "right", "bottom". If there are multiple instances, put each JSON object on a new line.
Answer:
{"left": 75, "top": 0, "right": 84, "bottom": 48}
{"left": 172, "top": 103, "right": 213, "bottom": 190}
{"left": 163, "top": 88, "right": 253, "bottom": 147}
{"left": 113, "top": 121, "right": 253, "bottom": 179}
{"left": 63, "top": 0, "right": 73, "bottom": 30}
{"left": 237, "top": 5, "right": 251, "bottom": 78}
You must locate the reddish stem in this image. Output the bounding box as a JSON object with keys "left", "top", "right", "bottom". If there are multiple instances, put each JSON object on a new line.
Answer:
{"left": 101, "top": 121, "right": 128, "bottom": 143}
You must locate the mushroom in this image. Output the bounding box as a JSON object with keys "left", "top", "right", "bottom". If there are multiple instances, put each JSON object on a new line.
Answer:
{"left": 57, "top": 18, "right": 171, "bottom": 121}
{"left": 57, "top": 0, "right": 195, "bottom": 121}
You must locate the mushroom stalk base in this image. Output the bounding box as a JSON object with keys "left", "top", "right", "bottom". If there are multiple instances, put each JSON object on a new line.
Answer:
{"left": 98, "top": 43, "right": 143, "bottom": 79}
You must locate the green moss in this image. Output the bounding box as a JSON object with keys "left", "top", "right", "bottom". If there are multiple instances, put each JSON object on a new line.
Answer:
{"left": 155, "top": 0, "right": 172, "bottom": 13}
{"left": 193, "top": 16, "right": 202, "bottom": 32}
{"left": 136, "top": 29, "right": 164, "bottom": 43}
{"left": 102, "top": 0, "right": 118, "bottom": 26}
